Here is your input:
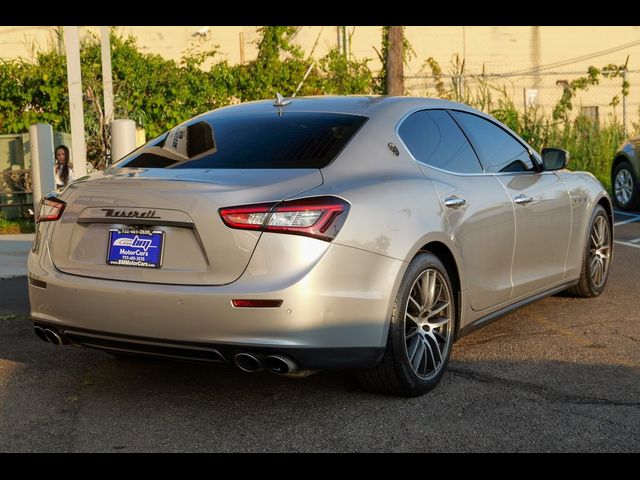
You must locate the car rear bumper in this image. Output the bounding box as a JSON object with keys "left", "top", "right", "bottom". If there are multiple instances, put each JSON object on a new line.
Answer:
{"left": 30, "top": 320, "right": 385, "bottom": 369}
{"left": 28, "top": 234, "right": 405, "bottom": 363}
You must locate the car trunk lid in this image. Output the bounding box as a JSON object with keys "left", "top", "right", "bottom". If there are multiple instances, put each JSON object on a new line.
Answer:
{"left": 48, "top": 168, "right": 323, "bottom": 285}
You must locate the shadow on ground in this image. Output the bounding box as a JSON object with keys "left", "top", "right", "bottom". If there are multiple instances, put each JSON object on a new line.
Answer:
{"left": 0, "top": 315, "right": 638, "bottom": 453}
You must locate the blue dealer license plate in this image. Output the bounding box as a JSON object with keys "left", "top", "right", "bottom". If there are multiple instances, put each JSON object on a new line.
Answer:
{"left": 107, "top": 229, "right": 165, "bottom": 268}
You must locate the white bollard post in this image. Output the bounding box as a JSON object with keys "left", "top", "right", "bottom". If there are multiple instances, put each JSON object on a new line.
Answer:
{"left": 29, "top": 123, "right": 56, "bottom": 208}
{"left": 111, "top": 119, "right": 137, "bottom": 163}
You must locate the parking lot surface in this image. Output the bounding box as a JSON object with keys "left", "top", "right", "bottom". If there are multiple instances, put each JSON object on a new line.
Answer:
{"left": 0, "top": 212, "right": 638, "bottom": 452}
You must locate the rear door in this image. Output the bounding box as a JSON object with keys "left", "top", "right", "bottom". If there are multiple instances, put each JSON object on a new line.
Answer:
{"left": 398, "top": 109, "right": 515, "bottom": 311}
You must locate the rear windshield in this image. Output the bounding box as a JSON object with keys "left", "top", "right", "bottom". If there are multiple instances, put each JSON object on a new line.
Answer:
{"left": 121, "top": 112, "right": 367, "bottom": 169}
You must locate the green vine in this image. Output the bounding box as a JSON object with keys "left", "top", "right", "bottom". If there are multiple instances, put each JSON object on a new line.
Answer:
{"left": 0, "top": 26, "right": 374, "bottom": 169}
{"left": 373, "top": 26, "right": 415, "bottom": 94}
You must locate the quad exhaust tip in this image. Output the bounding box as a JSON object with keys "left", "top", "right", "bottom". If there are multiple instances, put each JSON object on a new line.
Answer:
{"left": 44, "top": 328, "right": 64, "bottom": 345}
{"left": 33, "top": 326, "right": 47, "bottom": 343}
{"left": 235, "top": 352, "right": 309, "bottom": 376}
{"left": 234, "top": 353, "right": 264, "bottom": 373}
{"left": 263, "top": 355, "right": 298, "bottom": 375}
{"left": 33, "top": 326, "right": 65, "bottom": 345}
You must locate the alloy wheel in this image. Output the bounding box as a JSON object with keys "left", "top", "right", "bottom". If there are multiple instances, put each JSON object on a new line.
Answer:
{"left": 589, "top": 215, "right": 611, "bottom": 289}
{"left": 404, "top": 268, "right": 453, "bottom": 380}
{"left": 614, "top": 168, "right": 634, "bottom": 206}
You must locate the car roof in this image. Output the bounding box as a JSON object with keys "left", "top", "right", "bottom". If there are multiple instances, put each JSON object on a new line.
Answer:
{"left": 184, "top": 95, "right": 536, "bottom": 154}
{"left": 196, "top": 95, "right": 484, "bottom": 119}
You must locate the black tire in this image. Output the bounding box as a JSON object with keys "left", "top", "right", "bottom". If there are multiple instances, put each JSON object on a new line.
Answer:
{"left": 566, "top": 205, "right": 612, "bottom": 298}
{"left": 357, "top": 252, "right": 456, "bottom": 397}
{"left": 612, "top": 162, "right": 640, "bottom": 211}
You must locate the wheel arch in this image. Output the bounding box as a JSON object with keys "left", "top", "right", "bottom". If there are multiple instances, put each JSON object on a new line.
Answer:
{"left": 595, "top": 195, "right": 614, "bottom": 266}
{"left": 417, "top": 240, "right": 463, "bottom": 340}
{"left": 596, "top": 195, "right": 614, "bottom": 231}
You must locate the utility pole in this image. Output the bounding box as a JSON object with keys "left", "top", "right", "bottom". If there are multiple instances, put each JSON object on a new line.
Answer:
{"left": 623, "top": 68, "right": 628, "bottom": 136}
{"left": 386, "top": 26, "right": 404, "bottom": 95}
{"left": 63, "top": 26, "right": 87, "bottom": 178}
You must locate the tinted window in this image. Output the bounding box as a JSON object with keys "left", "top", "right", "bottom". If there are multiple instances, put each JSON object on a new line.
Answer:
{"left": 122, "top": 112, "right": 367, "bottom": 169}
{"left": 397, "top": 109, "right": 482, "bottom": 173}
{"left": 449, "top": 111, "right": 535, "bottom": 173}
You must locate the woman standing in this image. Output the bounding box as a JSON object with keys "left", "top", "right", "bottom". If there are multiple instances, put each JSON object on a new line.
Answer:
{"left": 54, "top": 145, "right": 74, "bottom": 189}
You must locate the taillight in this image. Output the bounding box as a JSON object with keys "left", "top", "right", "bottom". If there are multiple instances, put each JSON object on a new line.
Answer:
{"left": 231, "top": 299, "right": 283, "bottom": 308}
{"left": 36, "top": 195, "right": 66, "bottom": 223}
{"left": 219, "top": 196, "right": 350, "bottom": 241}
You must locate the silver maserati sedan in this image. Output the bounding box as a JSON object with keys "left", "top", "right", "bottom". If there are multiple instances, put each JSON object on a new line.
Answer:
{"left": 28, "top": 96, "right": 613, "bottom": 396}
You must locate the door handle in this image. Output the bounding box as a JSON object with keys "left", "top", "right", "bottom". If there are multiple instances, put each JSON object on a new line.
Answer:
{"left": 514, "top": 194, "right": 534, "bottom": 205}
{"left": 444, "top": 196, "right": 467, "bottom": 209}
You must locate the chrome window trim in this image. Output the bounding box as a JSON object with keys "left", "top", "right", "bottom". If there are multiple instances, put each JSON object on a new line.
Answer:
{"left": 447, "top": 109, "right": 543, "bottom": 173}
{"left": 395, "top": 107, "right": 544, "bottom": 177}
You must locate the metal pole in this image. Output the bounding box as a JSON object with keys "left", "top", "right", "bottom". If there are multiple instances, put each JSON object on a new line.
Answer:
{"left": 100, "top": 26, "right": 114, "bottom": 125}
{"left": 523, "top": 87, "right": 527, "bottom": 129}
{"left": 342, "top": 26, "right": 348, "bottom": 57}
{"left": 623, "top": 69, "right": 628, "bottom": 136}
{"left": 347, "top": 26, "right": 351, "bottom": 58}
{"left": 29, "top": 123, "right": 56, "bottom": 205}
{"left": 239, "top": 31, "right": 245, "bottom": 64}
{"left": 63, "top": 26, "right": 87, "bottom": 178}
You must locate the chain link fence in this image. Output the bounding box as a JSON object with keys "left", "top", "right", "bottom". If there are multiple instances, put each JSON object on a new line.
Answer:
{"left": 405, "top": 70, "right": 640, "bottom": 136}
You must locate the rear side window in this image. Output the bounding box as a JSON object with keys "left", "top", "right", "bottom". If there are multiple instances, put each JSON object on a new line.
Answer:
{"left": 122, "top": 112, "right": 367, "bottom": 169}
{"left": 397, "top": 109, "right": 482, "bottom": 174}
{"left": 449, "top": 111, "right": 535, "bottom": 173}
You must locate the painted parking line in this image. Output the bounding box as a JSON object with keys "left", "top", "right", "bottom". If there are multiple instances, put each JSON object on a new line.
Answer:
{"left": 615, "top": 217, "right": 640, "bottom": 226}
{"left": 613, "top": 209, "right": 640, "bottom": 217}
{"left": 613, "top": 209, "right": 640, "bottom": 246}
{"left": 613, "top": 210, "right": 640, "bottom": 226}
{"left": 614, "top": 240, "right": 640, "bottom": 249}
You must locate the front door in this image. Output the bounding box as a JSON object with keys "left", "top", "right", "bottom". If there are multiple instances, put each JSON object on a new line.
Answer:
{"left": 498, "top": 172, "right": 571, "bottom": 297}
{"left": 449, "top": 110, "right": 572, "bottom": 300}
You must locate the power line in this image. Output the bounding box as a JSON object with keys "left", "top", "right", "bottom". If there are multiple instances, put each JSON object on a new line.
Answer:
{"left": 502, "top": 39, "right": 640, "bottom": 77}
{"left": 407, "top": 69, "right": 640, "bottom": 80}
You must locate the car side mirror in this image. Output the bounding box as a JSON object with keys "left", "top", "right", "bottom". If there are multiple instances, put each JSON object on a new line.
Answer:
{"left": 541, "top": 148, "right": 569, "bottom": 171}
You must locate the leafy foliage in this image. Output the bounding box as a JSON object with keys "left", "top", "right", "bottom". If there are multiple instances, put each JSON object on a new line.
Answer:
{"left": 0, "top": 27, "right": 628, "bottom": 192}
{"left": 373, "top": 26, "right": 415, "bottom": 94}
{"left": 421, "top": 57, "right": 629, "bottom": 191}
{"left": 0, "top": 27, "right": 374, "bottom": 168}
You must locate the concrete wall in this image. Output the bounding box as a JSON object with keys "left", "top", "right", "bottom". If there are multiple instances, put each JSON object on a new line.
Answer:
{"left": 2, "top": 26, "right": 640, "bottom": 75}
{"left": 2, "top": 26, "right": 639, "bottom": 126}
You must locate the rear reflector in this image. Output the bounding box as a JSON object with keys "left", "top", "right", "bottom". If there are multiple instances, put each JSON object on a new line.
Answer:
{"left": 232, "top": 299, "right": 283, "bottom": 308}
{"left": 219, "top": 196, "right": 350, "bottom": 241}
{"left": 36, "top": 195, "right": 66, "bottom": 223}
{"left": 28, "top": 277, "right": 47, "bottom": 289}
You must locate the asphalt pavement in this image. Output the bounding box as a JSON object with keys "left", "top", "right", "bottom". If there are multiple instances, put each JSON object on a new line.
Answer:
{"left": 0, "top": 233, "right": 34, "bottom": 279}
{"left": 0, "top": 214, "right": 638, "bottom": 452}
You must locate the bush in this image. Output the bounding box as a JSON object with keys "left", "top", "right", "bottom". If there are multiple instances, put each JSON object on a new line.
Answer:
{"left": 0, "top": 29, "right": 627, "bottom": 192}
{"left": 422, "top": 59, "right": 629, "bottom": 191}
{"left": 0, "top": 27, "right": 375, "bottom": 170}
